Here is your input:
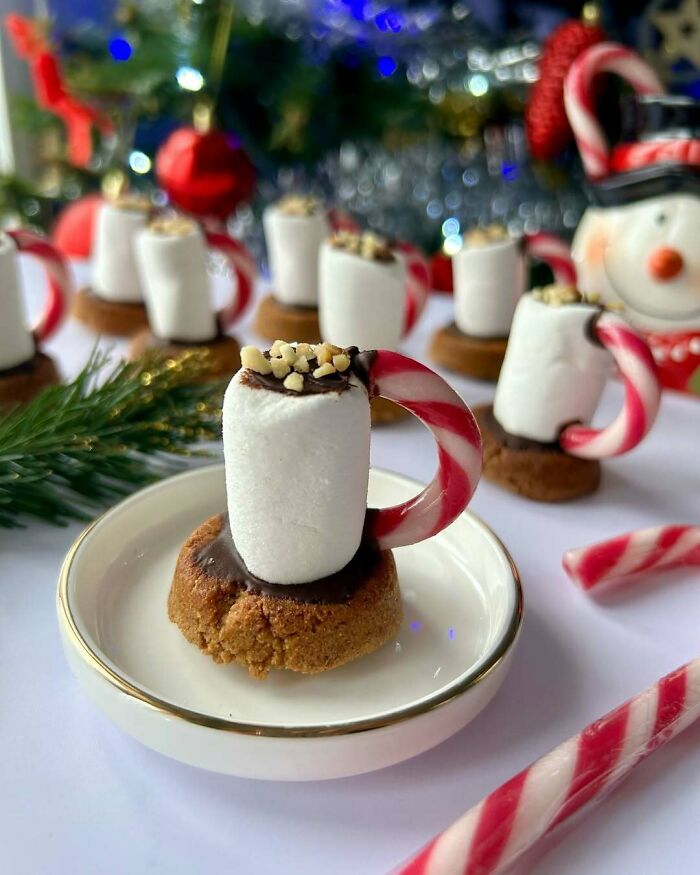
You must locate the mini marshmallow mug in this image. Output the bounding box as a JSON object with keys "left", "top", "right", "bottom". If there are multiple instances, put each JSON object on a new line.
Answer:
{"left": 92, "top": 198, "right": 151, "bottom": 304}
{"left": 0, "top": 229, "right": 72, "bottom": 372}
{"left": 223, "top": 347, "right": 482, "bottom": 584}
{"left": 134, "top": 217, "right": 256, "bottom": 343}
{"left": 318, "top": 237, "right": 430, "bottom": 351}
{"left": 492, "top": 293, "right": 661, "bottom": 457}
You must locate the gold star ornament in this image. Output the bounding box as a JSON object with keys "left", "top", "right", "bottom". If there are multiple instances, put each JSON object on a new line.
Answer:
{"left": 652, "top": 0, "right": 700, "bottom": 69}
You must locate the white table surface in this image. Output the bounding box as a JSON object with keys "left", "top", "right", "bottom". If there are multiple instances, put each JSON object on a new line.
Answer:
{"left": 3, "top": 257, "right": 700, "bottom": 875}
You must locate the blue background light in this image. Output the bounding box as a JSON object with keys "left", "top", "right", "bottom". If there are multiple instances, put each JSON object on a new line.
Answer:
{"left": 109, "top": 36, "right": 132, "bottom": 62}
{"left": 378, "top": 56, "right": 398, "bottom": 77}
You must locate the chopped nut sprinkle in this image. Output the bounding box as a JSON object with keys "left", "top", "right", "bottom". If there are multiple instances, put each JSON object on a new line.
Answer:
{"left": 329, "top": 230, "right": 395, "bottom": 262}
{"left": 530, "top": 284, "right": 619, "bottom": 309}
{"left": 149, "top": 214, "right": 196, "bottom": 236}
{"left": 283, "top": 372, "right": 304, "bottom": 392}
{"left": 240, "top": 346, "right": 272, "bottom": 374}
{"left": 270, "top": 358, "right": 291, "bottom": 379}
{"left": 240, "top": 340, "right": 356, "bottom": 388}
{"left": 333, "top": 353, "right": 350, "bottom": 372}
{"left": 465, "top": 224, "right": 508, "bottom": 248}
{"left": 113, "top": 192, "right": 152, "bottom": 212}
{"left": 277, "top": 194, "right": 322, "bottom": 216}
{"left": 313, "top": 362, "right": 337, "bottom": 378}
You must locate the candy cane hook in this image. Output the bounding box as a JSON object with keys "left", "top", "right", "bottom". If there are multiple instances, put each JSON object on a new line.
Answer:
{"left": 205, "top": 231, "right": 256, "bottom": 328}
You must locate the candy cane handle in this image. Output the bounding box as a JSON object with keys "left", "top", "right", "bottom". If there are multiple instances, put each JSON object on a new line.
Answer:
{"left": 523, "top": 232, "right": 577, "bottom": 285}
{"left": 564, "top": 43, "right": 664, "bottom": 180}
{"left": 328, "top": 207, "right": 360, "bottom": 233}
{"left": 394, "top": 241, "right": 431, "bottom": 335}
{"left": 365, "top": 351, "right": 482, "bottom": 549}
{"left": 560, "top": 312, "right": 661, "bottom": 459}
{"left": 8, "top": 228, "right": 73, "bottom": 343}
{"left": 206, "top": 231, "right": 256, "bottom": 328}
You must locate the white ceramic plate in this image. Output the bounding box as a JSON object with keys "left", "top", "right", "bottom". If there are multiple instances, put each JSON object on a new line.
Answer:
{"left": 58, "top": 465, "right": 522, "bottom": 781}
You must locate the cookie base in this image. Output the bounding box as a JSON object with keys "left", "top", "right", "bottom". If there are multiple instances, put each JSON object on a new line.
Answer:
{"left": 430, "top": 323, "right": 507, "bottom": 381}
{"left": 73, "top": 287, "right": 149, "bottom": 337}
{"left": 475, "top": 404, "right": 601, "bottom": 502}
{"left": 254, "top": 294, "right": 321, "bottom": 344}
{"left": 370, "top": 395, "right": 409, "bottom": 425}
{"left": 0, "top": 352, "right": 60, "bottom": 409}
{"left": 168, "top": 514, "right": 402, "bottom": 679}
{"left": 128, "top": 330, "right": 241, "bottom": 380}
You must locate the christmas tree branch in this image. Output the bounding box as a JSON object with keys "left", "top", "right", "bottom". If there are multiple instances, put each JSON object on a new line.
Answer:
{"left": 0, "top": 348, "right": 224, "bottom": 528}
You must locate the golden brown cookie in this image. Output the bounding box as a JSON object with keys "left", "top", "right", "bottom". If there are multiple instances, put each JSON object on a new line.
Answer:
{"left": 73, "top": 287, "right": 149, "bottom": 337}
{"left": 128, "top": 330, "right": 240, "bottom": 380}
{"left": 429, "top": 323, "right": 508, "bottom": 381}
{"left": 0, "top": 352, "right": 60, "bottom": 409}
{"left": 168, "top": 514, "right": 402, "bottom": 679}
{"left": 475, "top": 404, "right": 601, "bottom": 502}
{"left": 370, "top": 395, "right": 409, "bottom": 425}
{"left": 254, "top": 294, "right": 321, "bottom": 344}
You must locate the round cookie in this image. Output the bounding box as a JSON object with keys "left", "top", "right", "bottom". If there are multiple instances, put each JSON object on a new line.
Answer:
{"left": 429, "top": 323, "right": 507, "bottom": 381}
{"left": 73, "top": 287, "right": 149, "bottom": 337}
{"left": 370, "top": 395, "right": 409, "bottom": 425}
{"left": 475, "top": 404, "right": 601, "bottom": 502}
{"left": 0, "top": 352, "right": 60, "bottom": 409}
{"left": 128, "top": 330, "right": 240, "bottom": 380}
{"left": 254, "top": 294, "right": 321, "bottom": 344}
{"left": 168, "top": 514, "right": 402, "bottom": 679}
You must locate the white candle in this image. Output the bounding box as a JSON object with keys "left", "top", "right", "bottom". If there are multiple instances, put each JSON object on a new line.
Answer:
{"left": 453, "top": 237, "right": 525, "bottom": 337}
{"left": 493, "top": 294, "right": 612, "bottom": 443}
{"left": 263, "top": 204, "right": 330, "bottom": 307}
{"left": 135, "top": 220, "right": 217, "bottom": 342}
{"left": 223, "top": 369, "right": 371, "bottom": 584}
{"left": 318, "top": 241, "right": 406, "bottom": 350}
{"left": 92, "top": 201, "right": 149, "bottom": 303}
{"left": 0, "top": 234, "right": 34, "bottom": 370}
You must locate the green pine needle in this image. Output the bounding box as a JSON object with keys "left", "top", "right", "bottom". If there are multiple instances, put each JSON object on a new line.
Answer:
{"left": 0, "top": 347, "right": 225, "bottom": 528}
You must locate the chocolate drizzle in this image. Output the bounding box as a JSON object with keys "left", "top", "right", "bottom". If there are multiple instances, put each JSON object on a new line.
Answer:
{"left": 195, "top": 514, "right": 380, "bottom": 604}
{"left": 242, "top": 346, "right": 377, "bottom": 397}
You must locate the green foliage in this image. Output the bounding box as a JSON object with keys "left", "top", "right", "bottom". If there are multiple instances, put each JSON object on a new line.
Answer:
{"left": 0, "top": 348, "right": 224, "bottom": 527}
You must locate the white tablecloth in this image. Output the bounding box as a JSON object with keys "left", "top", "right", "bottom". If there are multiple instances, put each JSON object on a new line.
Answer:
{"left": 3, "top": 257, "right": 700, "bottom": 875}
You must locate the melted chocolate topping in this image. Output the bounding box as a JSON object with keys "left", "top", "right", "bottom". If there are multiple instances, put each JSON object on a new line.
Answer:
{"left": 242, "top": 346, "right": 377, "bottom": 397}
{"left": 195, "top": 515, "right": 380, "bottom": 604}
{"left": 481, "top": 405, "right": 565, "bottom": 454}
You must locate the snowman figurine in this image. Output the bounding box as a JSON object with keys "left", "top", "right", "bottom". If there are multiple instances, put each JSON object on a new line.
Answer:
{"left": 565, "top": 43, "right": 700, "bottom": 395}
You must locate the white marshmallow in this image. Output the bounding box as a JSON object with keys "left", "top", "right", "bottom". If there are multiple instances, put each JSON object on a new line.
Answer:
{"left": 453, "top": 237, "right": 525, "bottom": 337}
{"left": 263, "top": 205, "right": 330, "bottom": 306}
{"left": 92, "top": 202, "right": 148, "bottom": 303}
{"left": 493, "top": 294, "right": 612, "bottom": 443}
{"left": 223, "top": 370, "right": 371, "bottom": 584}
{"left": 0, "top": 234, "right": 34, "bottom": 370}
{"left": 318, "top": 243, "right": 406, "bottom": 350}
{"left": 135, "top": 224, "right": 217, "bottom": 342}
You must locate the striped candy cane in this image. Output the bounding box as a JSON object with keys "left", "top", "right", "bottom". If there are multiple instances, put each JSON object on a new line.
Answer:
{"left": 399, "top": 658, "right": 700, "bottom": 875}
{"left": 395, "top": 241, "right": 431, "bottom": 335}
{"left": 7, "top": 228, "right": 73, "bottom": 342}
{"left": 205, "top": 231, "right": 257, "bottom": 327}
{"left": 559, "top": 311, "right": 661, "bottom": 459}
{"left": 563, "top": 524, "right": 700, "bottom": 592}
{"left": 564, "top": 43, "right": 664, "bottom": 180}
{"left": 524, "top": 232, "right": 577, "bottom": 286}
{"left": 365, "top": 351, "right": 482, "bottom": 548}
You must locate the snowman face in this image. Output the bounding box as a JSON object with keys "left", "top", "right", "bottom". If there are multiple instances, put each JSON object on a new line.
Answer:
{"left": 600, "top": 194, "right": 700, "bottom": 327}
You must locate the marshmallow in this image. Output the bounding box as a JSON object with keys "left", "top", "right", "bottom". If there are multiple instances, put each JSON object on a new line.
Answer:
{"left": 493, "top": 294, "right": 612, "bottom": 443}
{"left": 92, "top": 201, "right": 149, "bottom": 303}
{"left": 318, "top": 242, "right": 407, "bottom": 350}
{"left": 223, "top": 369, "right": 371, "bottom": 584}
{"left": 263, "top": 205, "right": 330, "bottom": 306}
{"left": 0, "top": 234, "right": 34, "bottom": 370}
{"left": 135, "top": 221, "right": 217, "bottom": 342}
{"left": 453, "top": 236, "right": 525, "bottom": 337}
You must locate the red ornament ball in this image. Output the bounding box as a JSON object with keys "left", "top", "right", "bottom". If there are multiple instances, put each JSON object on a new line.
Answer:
{"left": 51, "top": 193, "right": 103, "bottom": 260}
{"left": 155, "top": 127, "right": 256, "bottom": 219}
{"left": 430, "top": 251, "right": 454, "bottom": 293}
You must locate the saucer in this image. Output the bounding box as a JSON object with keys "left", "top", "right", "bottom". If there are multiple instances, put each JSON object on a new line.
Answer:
{"left": 58, "top": 465, "right": 523, "bottom": 781}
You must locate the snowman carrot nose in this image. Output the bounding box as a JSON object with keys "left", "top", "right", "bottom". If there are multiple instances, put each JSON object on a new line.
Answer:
{"left": 647, "top": 246, "right": 684, "bottom": 281}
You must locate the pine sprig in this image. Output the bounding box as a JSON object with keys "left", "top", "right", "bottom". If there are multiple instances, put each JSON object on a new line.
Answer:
{"left": 0, "top": 348, "right": 225, "bottom": 528}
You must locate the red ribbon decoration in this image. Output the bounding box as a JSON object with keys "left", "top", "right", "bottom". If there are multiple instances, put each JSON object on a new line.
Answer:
{"left": 5, "top": 14, "right": 113, "bottom": 167}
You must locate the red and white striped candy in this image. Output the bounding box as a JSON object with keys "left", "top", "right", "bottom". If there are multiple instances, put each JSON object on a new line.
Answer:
{"left": 564, "top": 524, "right": 700, "bottom": 592}
{"left": 394, "top": 241, "right": 431, "bottom": 335}
{"left": 559, "top": 311, "right": 661, "bottom": 459}
{"left": 205, "top": 231, "right": 257, "bottom": 327}
{"left": 564, "top": 43, "right": 664, "bottom": 180}
{"left": 399, "top": 658, "right": 700, "bottom": 875}
{"left": 7, "top": 228, "right": 73, "bottom": 343}
{"left": 523, "top": 232, "right": 577, "bottom": 286}
{"left": 366, "top": 351, "right": 482, "bottom": 549}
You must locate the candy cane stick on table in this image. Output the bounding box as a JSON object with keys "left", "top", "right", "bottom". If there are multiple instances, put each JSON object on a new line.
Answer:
{"left": 398, "top": 658, "right": 700, "bottom": 875}
{"left": 559, "top": 312, "right": 661, "bottom": 459}
{"left": 564, "top": 43, "right": 664, "bottom": 180}
{"left": 564, "top": 525, "right": 700, "bottom": 592}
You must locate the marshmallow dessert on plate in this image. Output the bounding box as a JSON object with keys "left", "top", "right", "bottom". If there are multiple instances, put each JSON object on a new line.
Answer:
{"left": 254, "top": 194, "right": 330, "bottom": 343}
{"left": 168, "top": 340, "right": 483, "bottom": 678}
{"left": 474, "top": 284, "right": 661, "bottom": 501}
{"left": 73, "top": 193, "right": 153, "bottom": 336}
{"left": 128, "top": 215, "right": 252, "bottom": 379}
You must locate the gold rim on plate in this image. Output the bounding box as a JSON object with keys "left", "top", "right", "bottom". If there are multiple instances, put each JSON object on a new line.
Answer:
{"left": 57, "top": 466, "right": 524, "bottom": 739}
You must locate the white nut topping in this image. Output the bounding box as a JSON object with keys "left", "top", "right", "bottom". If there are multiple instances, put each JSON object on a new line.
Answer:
{"left": 270, "top": 358, "right": 291, "bottom": 379}
{"left": 293, "top": 355, "right": 310, "bottom": 373}
{"left": 313, "top": 362, "right": 337, "bottom": 378}
{"left": 278, "top": 343, "right": 297, "bottom": 365}
{"left": 283, "top": 372, "right": 304, "bottom": 392}
{"left": 241, "top": 346, "right": 272, "bottom": 375}
{"left": 333, "top": 353, "right": 350, "bottom": 372}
